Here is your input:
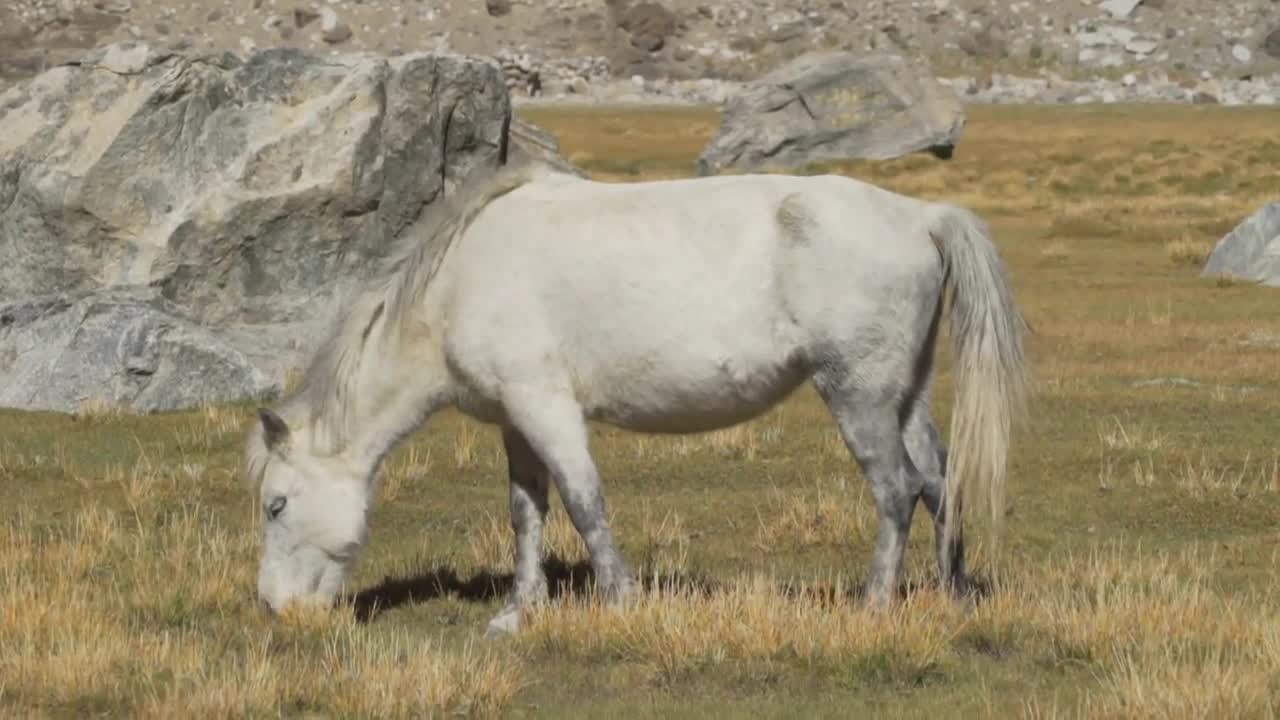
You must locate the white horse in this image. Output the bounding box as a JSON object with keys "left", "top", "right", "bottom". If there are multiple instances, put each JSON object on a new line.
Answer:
{"left": 245, "top": 161, "right": 1029, "bottom": 634}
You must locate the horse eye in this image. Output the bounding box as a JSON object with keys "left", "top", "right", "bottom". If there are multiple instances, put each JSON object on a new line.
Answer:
{"left": 266, "top": 496, "right": 287, "bottom": 520}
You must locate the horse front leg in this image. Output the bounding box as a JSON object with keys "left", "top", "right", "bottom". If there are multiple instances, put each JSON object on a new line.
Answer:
{"left": 486, "top": 428, "right": 551, "bottom": 636}
{"left": 502, "top": 386, "right": 637, "bottom": 606}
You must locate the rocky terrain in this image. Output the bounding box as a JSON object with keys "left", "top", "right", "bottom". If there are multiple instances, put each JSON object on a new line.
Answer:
{"left": 3, "top": 1, "right": 1280, "bottom": 105}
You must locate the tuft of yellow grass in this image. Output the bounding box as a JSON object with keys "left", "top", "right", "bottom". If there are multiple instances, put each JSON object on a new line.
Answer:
{"left": 1040, "top": 240, "right": 1072, "bottom": 263}
{"left": 379, "top": 441, "right": 433, "bottom": 502}
{"left": 74, "top": 395, "right": 128, "bottom": 422}
{"left": 1165, "top": 236, "right": 1214, "bottom": 266}
{"left": 755, "top": 474, "right": 872, "bottom": 549}
{"left": 466, "top": 506, "right": 591, "bottom": 571}
{"left": 626, "top": 413, "right": 786, "bottom": 463}
{"left": 1096, "top": 418, "right": 1277, "bottom": 497}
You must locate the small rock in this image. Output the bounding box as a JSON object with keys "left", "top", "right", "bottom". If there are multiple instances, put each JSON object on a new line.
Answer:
{"left": 1264, "top": 29, "right": 1280, "bottom": 60}
{"left": 319, "top": 7, "right": 352, "bottom": 43}
{"left": 632, "top": 33, "right": 665, "bottom": 52}
{"left": 1125, "top": 39, "right": 1158, "bottom": 55}
{"left": 1122, "top": 73, "right": 1137, "bottom": 87}
{"left": 320, "top": 7, "right": 339, "bottom": 32}
{"left": 618, "top": 2, "right": 677, "bottom": 49}
{"left": 1099, "top": 0, "right": 1141, "bottom": 19}
{"left": 294, "top": 7, "right": 319, "bottom": 28}
{"left": 485, "top": 0, "right": 511, "bottom": 17}
{"left": 1132, "top": 377, "right": 1201, "bottom": 390}
{"left": 1232, "top": 44, "right": 1252, "bottom": 64}
{"left": 95, "top": 0, "right": 132, "bottom": 13}
{"left": 323, "top": 22, "right": 352, "bottom": 43}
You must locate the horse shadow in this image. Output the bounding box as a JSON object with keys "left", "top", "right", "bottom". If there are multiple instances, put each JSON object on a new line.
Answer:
{"left": 349, "top": 557, "right": 995, "bottom": 623}
{"left": 348, "top": 556, "right": 720, "bottom": 623}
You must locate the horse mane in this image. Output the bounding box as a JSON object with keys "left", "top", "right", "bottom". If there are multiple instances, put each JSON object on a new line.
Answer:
{"left": 245, "top": 160, "right": 556, "bottom": 490}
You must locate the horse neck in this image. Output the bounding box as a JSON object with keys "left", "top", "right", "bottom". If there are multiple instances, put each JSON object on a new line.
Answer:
{"left": 346, "top": 333, "right": 454, "bottom": 474}
{"left": 298, "top": 300, "right": 454, "bottom": 476}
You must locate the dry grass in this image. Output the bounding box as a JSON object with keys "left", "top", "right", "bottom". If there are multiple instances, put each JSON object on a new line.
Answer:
{"left": 515, "top": 544, "right": 1280, "bottom": 715}
{"left": 3, "top": 104, "right": 1280, "bottom": 717}
{"left": 0, "top": 504, "right": 520, "bottom": 718}
{"left": 1165, "top": 236, "right": 1214, "bottom": 266}
{"left": 754, "top": 473, "right": 873, "bottom": 550}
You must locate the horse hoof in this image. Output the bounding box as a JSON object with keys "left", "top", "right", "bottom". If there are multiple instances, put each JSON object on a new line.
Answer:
{"left": 484, "top": 608, "right": 521, "bottom": 637}
{"left": 605, "top": 578, "right": 640, "bottom": 607}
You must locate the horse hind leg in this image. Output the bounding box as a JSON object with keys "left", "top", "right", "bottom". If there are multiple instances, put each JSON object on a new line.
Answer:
{"left": 903, "top": 398, "right": 970, "bottom": 598}
{"left": 814, "top": 370, "right": 919, "bottom": 608}
{"left": 486, "top": 428, "right": 552, "bottom": 637}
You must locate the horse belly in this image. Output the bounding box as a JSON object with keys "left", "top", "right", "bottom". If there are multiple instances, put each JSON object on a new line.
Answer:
{"left": 582, "top": 347, "right": 810, "bottom": 434}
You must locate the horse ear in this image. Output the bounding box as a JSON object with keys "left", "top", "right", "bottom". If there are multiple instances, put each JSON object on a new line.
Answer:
{"left": 258, "top": 408, "right": 291, "bottom": 452}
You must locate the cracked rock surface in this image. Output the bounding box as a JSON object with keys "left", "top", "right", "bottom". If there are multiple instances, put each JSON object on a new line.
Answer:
{"left": 0, "top": 42, "right": 515, "bottom": 412}
{"left": 696, "top": 52, "right": 965, "bottom": 175}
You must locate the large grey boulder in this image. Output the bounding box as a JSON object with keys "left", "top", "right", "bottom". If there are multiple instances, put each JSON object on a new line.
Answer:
{"left": 0, "top": 41, "right": 544, "bottom": 413}
{"left": 696, "top": 52, "right": 966, "bottom": 176}
{"left": 1, "top": 41, "right": 511, "bottom": 324}
{"left": 0, "top": 289, "right": 296, "bottom": 412}
{"left": 1201, "top": 204, "right": 1280, "bottom": 287}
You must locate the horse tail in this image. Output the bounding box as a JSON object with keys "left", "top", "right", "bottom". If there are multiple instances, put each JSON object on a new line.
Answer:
{"left": 928, "top": 205, "right": 1031, "bottom": 572}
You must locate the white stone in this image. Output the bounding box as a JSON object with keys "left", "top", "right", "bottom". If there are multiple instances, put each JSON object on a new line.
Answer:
{"left": 1078, "top": 26, "right": 1136, "bottom": 47}
{"left": 1122, "top": 73, "right": 1137, "bottom": 87}
{"left": 1233, "top": 45, "right": 1252, "bottom": 64}
{"left": 320, "top": 7, "right": 339, "bottom": 33}
{"left": 1125, "top": 39, "right": 1158, "bottom": 55}
{"left": 1100, "top": 0, "right": 1141, "bottom": 19}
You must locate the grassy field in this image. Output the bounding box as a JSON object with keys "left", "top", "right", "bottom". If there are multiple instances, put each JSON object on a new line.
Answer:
{"left": 3, "top": 103, "right": 1280, "bottom": 718}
